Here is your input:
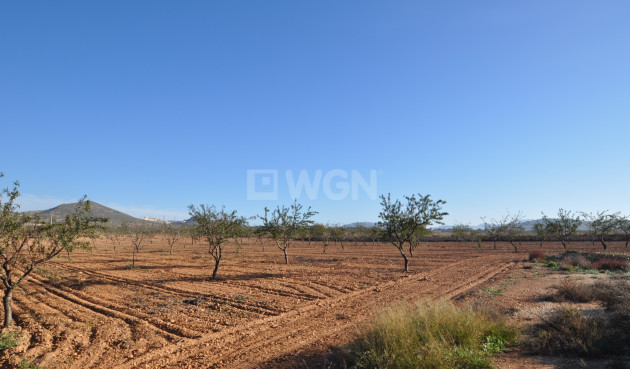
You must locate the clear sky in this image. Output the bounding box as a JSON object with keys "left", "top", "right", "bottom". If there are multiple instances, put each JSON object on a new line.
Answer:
{"left": 2, "top": 1, "right": 629, "bottom": 225}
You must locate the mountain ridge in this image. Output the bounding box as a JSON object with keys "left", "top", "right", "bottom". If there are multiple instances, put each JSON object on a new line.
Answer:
{"left": 24, "top": 201, "right": 145, "bottom": 226}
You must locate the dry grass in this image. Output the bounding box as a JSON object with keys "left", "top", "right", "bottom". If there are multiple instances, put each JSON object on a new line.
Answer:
{"left": 529, "top": 279, "right": 630, "bottom": 358}
{"left": 553, "top": 280, "right": 595, "bottom": 303}
{"left": 529, "top": 307, "right": 606, "bottom": 357}
{"left": 346, "top": 301, "right": 517, "bottom": 369}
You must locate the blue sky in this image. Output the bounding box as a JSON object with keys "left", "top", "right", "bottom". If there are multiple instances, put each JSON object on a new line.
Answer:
{"left": 2, "top": 1, "right": 629, "bottom": 225}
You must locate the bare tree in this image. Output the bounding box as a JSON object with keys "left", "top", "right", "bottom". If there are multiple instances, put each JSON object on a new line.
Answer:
{"left": 161, "top": 223, "right": 180, "bottom": 255}
{"left": 582, "top": 211, "right": 620, "bottom": 251}
{"left": 129, "top": 224, "right": 152, "bottom": 267}
{"left": 188, "top": 205, "right": 245, "bottom": 279}
{"left": 256, "top": 201, "right": 317, "bottom": 264}
{"left": 310, "top": 224, "right": 329, "bottom": 253}
{"left": 533, "top": 222, "right": 550, "bottom": 248}
{"left": 105, "top": 224, "right": 123, "bottom": 252}
{"left": 482, "top": 218, "right": 503, "bottom": 250}
{"left": 482, "top": 211, "right": 523, "bottom": 252}
{"left": 378, "top": 193, "right": 447, "bottom": 272}
{"left": 0, "top": 175, "right": 106, "bottom": 328}
{"left": 105, "top": 225, "right": 125, "bottom": 252}
{"left": 505, "top": 213, "right": 524, "bottom": 252}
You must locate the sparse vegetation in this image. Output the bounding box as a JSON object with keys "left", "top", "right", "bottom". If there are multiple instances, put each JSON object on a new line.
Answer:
{"left": 553, "top": 280, "right": 595, "bottom": 303}
{"left": 529, "top": 307, "right": 606, "bottom": 357}
{"left": 483, "top": 288, "right": 502, "bottom": 296}
{"left": 543, "top": 251, "right": 629, "bottom": 272}
{"left": 347, "top": 301, "right": 517, "bottom": 369}
{"left": 18, "top": 360, "right": 43, "bottom": 369}
{"left": 592, "top": 258, "right": 627, "bottom": 271}
{"left": 529, "top": 279, "right": 630, "bottom": 358}
{"left": 0, "top": 330, "right": 18, "bottom": 350}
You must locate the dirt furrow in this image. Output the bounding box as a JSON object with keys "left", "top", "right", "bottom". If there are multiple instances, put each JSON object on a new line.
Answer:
{"left": 115, "top": 254, "right": 516, "bottom": 368}
{"left": 25, "top": 275, "right": 191, "bottom": 341}
{"left": 50, "top": 262, "right": 283, "bottom": 316}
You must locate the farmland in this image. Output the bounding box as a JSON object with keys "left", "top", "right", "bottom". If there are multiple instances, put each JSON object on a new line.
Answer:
{"left": 4, "top": 238, "right": 628, "bottom": 368}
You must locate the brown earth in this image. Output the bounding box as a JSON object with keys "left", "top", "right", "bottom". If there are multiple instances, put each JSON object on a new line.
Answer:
{"left": 1, "top": 239, "right": 628, "bottom": 368}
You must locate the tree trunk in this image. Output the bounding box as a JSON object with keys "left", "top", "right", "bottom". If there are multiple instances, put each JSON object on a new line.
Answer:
{"left": 403, "top": 254, "right": 409, "bottom": 272}
{"left": 600, "top": 235, "right": 607, "bottom": 251}
{"left": 561, "top": 240, "right": 567, "bottom": 249}
{"left": 211, "top": 259, "right": 219, "bottom": 279}
{"left": 408, "top": 243, "right": 414, "bottom": 257}
{"left": 3, "top": 288, "right": 13, "bottom": 328}
{"left": 510, "top": 240, "right": 518, "bottom": 253}
{"left": 132, "top": 248, "right": 136, "bottom": 267}
{"left": 283, "top": 248, "right": 289, "bottom": 264}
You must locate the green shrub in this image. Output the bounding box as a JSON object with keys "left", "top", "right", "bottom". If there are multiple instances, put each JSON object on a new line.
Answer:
{"left": 543, "top": 260, "right": 558, "bottom": 269}
{"left": 348, "top": 301, "right": 517, "bottom": 369}
{"left": 19, "top": 360, "right": 43, "bottom": 369}
{"left": 0, "top": 331, "right": 18, "bottom": 350}
{"left": 483, "top": 288, "right": 502, "bottom": 296}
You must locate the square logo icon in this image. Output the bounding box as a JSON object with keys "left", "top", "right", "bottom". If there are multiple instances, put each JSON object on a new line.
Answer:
{"left": 247, "top": 170, "right": 278, "bottom": 200}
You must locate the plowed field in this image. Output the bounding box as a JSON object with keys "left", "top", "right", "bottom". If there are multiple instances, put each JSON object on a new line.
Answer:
{"left": 4, "top": 239, "right": 620, "bottom": 368}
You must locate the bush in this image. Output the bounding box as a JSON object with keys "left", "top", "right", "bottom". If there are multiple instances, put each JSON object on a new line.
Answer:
{"left": 592, "top": 259, "right": 627, "bottom": 272}
{"left": 528, "top": 307, "right": 606, "bottom": 357}
{"left": 546, "top": 252, "right": 630, "bottom": 272}
{"left": 532, "top": 280, "right": 630, "bottom": 358}
{"left": 591, "top": 280, "right": 630, "bottom": 309}
{"left": 559, "top": 253, "right": 593, "bottom": 270}
{"left": 544, "top": 260, "right": 558, "bottom": 269}
{"left": 554, "top": 280, "right": 594, "bottom": 303}
{"left": 348, "top": 301, "right": 517, "bottom": 369}
{"left": 529, "top": 250, "right": 546, "bottom": 262}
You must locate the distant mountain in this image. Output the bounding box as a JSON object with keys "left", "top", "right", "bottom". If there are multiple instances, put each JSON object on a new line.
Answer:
{"left": 342, "top": 222, "right": 377, "bottom": 228}
{"left": 437, "top": 219, "right": 591, "bottom": 233}
{"left": 25, "top": 202, "right": 144, "bottom": 226}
